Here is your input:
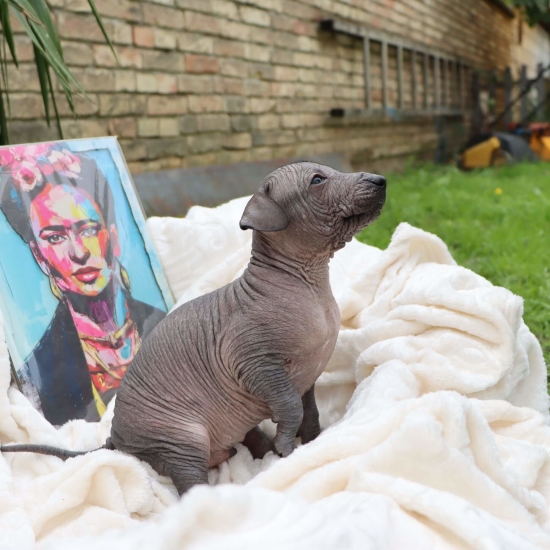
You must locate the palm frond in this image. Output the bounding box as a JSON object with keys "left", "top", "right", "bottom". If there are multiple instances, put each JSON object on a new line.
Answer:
{"left": 33, "top": 44, "right": 50, "bottom": 124}
{"left": 87, "top": 0, "right": 118, "bottom": 63}
{"left": 0, "top": 0, "right": 116, "bottom": 144}
{"left": 0, "top": 77, "right": 8, "bottom": 144}
{"left": 0, "top": 1, "right": 17, "bottom": 66}
{"left": 46, "top": 65, "right": 63, "bottom": 138}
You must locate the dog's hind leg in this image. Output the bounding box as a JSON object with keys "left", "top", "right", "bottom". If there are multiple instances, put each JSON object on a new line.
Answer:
{"left": 138, "top": 434, "right": 211, "bottom": 496}
{"left": 242, "top": 426, "right": 273, "bottom": 459}
{"left": 297, "top": 385, "right": 321, "bottom": 444}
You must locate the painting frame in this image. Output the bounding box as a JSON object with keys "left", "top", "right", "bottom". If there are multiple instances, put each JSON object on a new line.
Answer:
{"left": 0, "top": 136, "right": 174, "bottom": 425}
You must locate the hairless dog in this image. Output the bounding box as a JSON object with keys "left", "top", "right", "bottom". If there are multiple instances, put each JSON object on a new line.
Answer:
{"left": 2, "top": 162, "right": 386, "bottom": 495}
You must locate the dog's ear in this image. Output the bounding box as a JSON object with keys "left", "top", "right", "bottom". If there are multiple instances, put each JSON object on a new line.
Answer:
{"left": 239, "top": 192, "right": 289, "bottom": 231}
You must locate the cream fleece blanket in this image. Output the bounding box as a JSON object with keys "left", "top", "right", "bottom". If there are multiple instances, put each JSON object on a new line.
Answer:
{"left": 1, "top": 196, "right": 549, "bottom": 549}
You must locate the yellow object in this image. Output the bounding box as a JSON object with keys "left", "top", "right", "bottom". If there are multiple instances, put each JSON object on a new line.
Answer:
{"left": 530, "top": 134, "right": 550, "bottom": 161}
{"left": 91, "top": 382, "right": 107, "bottom": 418}
{"left": 461, "top": 137, "right": 501, "bottom": 169}
{"left": 494, "top": 187, "right": 503, "bottom": 195}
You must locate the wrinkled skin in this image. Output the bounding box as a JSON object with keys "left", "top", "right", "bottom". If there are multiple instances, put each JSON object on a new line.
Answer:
{"left": 110, "top": 162, "right": 386, "bottom": 495}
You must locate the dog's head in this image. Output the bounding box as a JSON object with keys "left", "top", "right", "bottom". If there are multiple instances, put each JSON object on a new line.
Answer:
{"left": 240, "top": 162, "right": 386, "bottom": 255}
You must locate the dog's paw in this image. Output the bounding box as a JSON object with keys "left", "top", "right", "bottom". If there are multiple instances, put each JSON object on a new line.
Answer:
{"left": 273, "top": 434, "right": 296, "bottom": 458}
{"left": 298, "top": 424, "right": 320, "bottom": 444}
{"left": 297, "top": 415, "right": 321, "bottom": 444}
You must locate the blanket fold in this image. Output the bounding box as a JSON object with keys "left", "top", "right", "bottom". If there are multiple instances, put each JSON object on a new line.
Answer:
{"left": 0, "top": 196, "right": 548, "bottom": 549}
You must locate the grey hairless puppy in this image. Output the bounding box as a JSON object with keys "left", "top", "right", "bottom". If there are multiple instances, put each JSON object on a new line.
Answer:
{"left": 2, "top": 161, "right": 386, "bottom": 495}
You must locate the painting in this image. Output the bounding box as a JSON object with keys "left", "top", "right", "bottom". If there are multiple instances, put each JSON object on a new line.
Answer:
{"left": 0, "top": 137, "right": 174, "bottom": 425}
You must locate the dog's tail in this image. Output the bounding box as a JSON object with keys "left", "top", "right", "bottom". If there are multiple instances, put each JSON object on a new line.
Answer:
{"left": 1, "top": 438, "right": 115, "bottom": 460}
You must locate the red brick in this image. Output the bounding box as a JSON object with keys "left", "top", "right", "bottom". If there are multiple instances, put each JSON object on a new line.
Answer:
{"left": 292, "top": 20, "right": 315, "bottom": 36}
{"left": 157, "top": 74, "right": 179, "bottom": 94}
{"left": 133, "top": 26, "right": 154, "bottom": 48}
{"left": 106, "top": 20, "right": 133, "bottom": 45}
{"left": 214, "top": 39, "right": 246, "bottom": 58}
{"left": 108, "top": 118, "right": 138, "bottom": 138}
{"left": 58, "top": 13, "right": 106, "bottom": 42}
{"left": 93, "top": 45, "right": 118, "bottom": 67}
{"left": 221, "top": 77, "right": 245, "bottom": 95}
{"left": 94, "top": 0, "right": 143, "bottom": 22}
{"left": 185, "top": 12, "right": 222, "bottom": 34}
{"left": 13, "top": 36, "right": 34, "bottom": 63}
{"left": 143, "top": 3, "right": 184, "bottom": 29}
{"left": 61, "top": 41, "right": 94, "bottom": 66}
{"left": 185, "top": 54, "right": 219, "bottom": 73}
{"left": 118, "top": 48, "right": 143, "bottom": 69}
{"left": 154, "top": 28, "right": 177, "bottom": 50}
{"left": 188, "top": 95, "right": 223, "bottom": 113}
{"left": 147, "top": 95, "right": 188, "bottom": 115}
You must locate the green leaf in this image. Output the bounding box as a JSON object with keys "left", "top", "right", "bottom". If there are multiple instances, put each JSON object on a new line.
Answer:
{"left": 14, "top": 11, "right": 79, "bottom": 126}
{"left": 46, "top": 65, "right": 63, "bottom": 138}
{"left": 28, "top": 0, "right": 63, "bottom": 57}
{"left": 5, "top": 0, "right": 44, "bottom": 26}
{"left": 15, "top": 11, "right": 84, "bottom": 94}
{"left": 0, "top": 84, "right": 9, "bottom": 145}
{"left": 31, "top": 25, "right": 77, "bottom": 89}
{"left": 0, "top": 0, "right": 115, "bottom": 143}
{"left": 510, "top": 0, "right": 550, "bottom": 25}
{"left": 0, "top": 2, "right": 18, "bottom": 66}
{"left": 86, "top": 0, "right": 119, "bottom": 64}
{"left": 33, "top": 44, "right": 50, "bottom": 125}
{"left": 0, "top": 13, "right": 11, "bottom": 119}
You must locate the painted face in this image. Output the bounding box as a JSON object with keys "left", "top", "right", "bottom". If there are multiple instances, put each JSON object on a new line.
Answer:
{"left": 29, "top": 183, "right": 115, "bottom": 296}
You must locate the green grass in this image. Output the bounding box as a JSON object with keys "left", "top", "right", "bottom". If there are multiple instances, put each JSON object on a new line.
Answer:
{"left": 356, "top": 162, "right": 550, "bottom": 370}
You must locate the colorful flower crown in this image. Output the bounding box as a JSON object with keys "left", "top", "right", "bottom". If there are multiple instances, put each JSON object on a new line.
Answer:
{"left": 0, "top": 142, "right": 81, "bottom": 193}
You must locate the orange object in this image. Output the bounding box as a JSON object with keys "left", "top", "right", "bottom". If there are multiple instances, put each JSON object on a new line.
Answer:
{"left": 530, "top": 133, "right": 550, "bottom": 161}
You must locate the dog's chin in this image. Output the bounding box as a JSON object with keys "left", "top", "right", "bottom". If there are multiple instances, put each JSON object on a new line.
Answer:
{"left": 344, "top": 201, "right": 385, "bottom": 235}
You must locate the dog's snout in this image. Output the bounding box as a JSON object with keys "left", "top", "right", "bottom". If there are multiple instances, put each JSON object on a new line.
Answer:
{"left": 361, "top": 173, "right": 386, "bottom": 188}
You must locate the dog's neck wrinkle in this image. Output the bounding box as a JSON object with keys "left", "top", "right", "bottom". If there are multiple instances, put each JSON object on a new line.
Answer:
{"left": 248, "top": 236, "right": 331, "bottom": 288}
{"left": 248, "top": 251, "right": 329, "bottom": 287}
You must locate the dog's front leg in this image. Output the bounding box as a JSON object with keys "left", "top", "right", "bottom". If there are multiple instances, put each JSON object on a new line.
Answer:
{"left": 239, "top": 358, "right": 303, "bottom": 457}
{"left": 297, "top": 385, "right": 321, "bottom": 444}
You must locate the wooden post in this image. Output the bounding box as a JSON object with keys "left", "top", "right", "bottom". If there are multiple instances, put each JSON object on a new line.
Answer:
{"left": 423, "top": 52, "right": 429, "bottom": 109}
{"left": 520, "top": 64, "right": 528, "bottom": 121}
{"left": 442, "top": 58, "right": 448, "bottom": 107}
{"left": 459, "top": 63, "right": 465, "bottom": 111}
{"left": 363, "top": 36, "right": 371, "bottom": 111}
{"left": 411, "top": 49, "right": 417, "bottom": 110}
{"left": 450, "top": 60, "right": 455, "bottom": 108}
{"left": 503, "top": 66, "right": 512, "bottom": 125}
{"left": 448, "top": 61, "right": 454, "bottom": 108}
{"left": 536, "top": 61, "right": 545, "bottom": 120}
{"left": 397, "top": 45, "right": 404, "bottom": 109}
{"left": 382, "top": 40, "right": 388, "bottom": 110}
{"left": 472, "top": 70, "right": 481, "bottom": 135}
{"left": 434, "top": 56, "right": 440, "bottom": 110}
{"left": 488, "top": 70, "right": 496, "bottom": 117}
{"left": 451, "top": 60, "right": 456, "bottom": 108}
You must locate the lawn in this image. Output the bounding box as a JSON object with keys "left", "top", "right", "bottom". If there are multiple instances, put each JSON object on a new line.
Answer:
{"left": 356, "top": 162, "right": 550, "bottom": 372}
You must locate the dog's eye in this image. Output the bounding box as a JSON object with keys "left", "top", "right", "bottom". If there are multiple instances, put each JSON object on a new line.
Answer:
{"left": 310, "top": 175, "right": 325, "bottom": 186}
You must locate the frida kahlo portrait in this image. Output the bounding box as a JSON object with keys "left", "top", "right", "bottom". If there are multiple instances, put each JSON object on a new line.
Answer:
{"left": 0, "top": 139, "right": 172, "bottom": 426}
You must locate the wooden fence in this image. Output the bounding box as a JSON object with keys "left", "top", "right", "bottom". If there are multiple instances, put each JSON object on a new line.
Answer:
{"left": 472, "top": 63, "right": 550, "bottom": 135}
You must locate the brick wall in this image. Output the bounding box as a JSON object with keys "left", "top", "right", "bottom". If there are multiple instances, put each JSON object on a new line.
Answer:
{"left": 6, "top": 0, "right": 549, "bottom": 173}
